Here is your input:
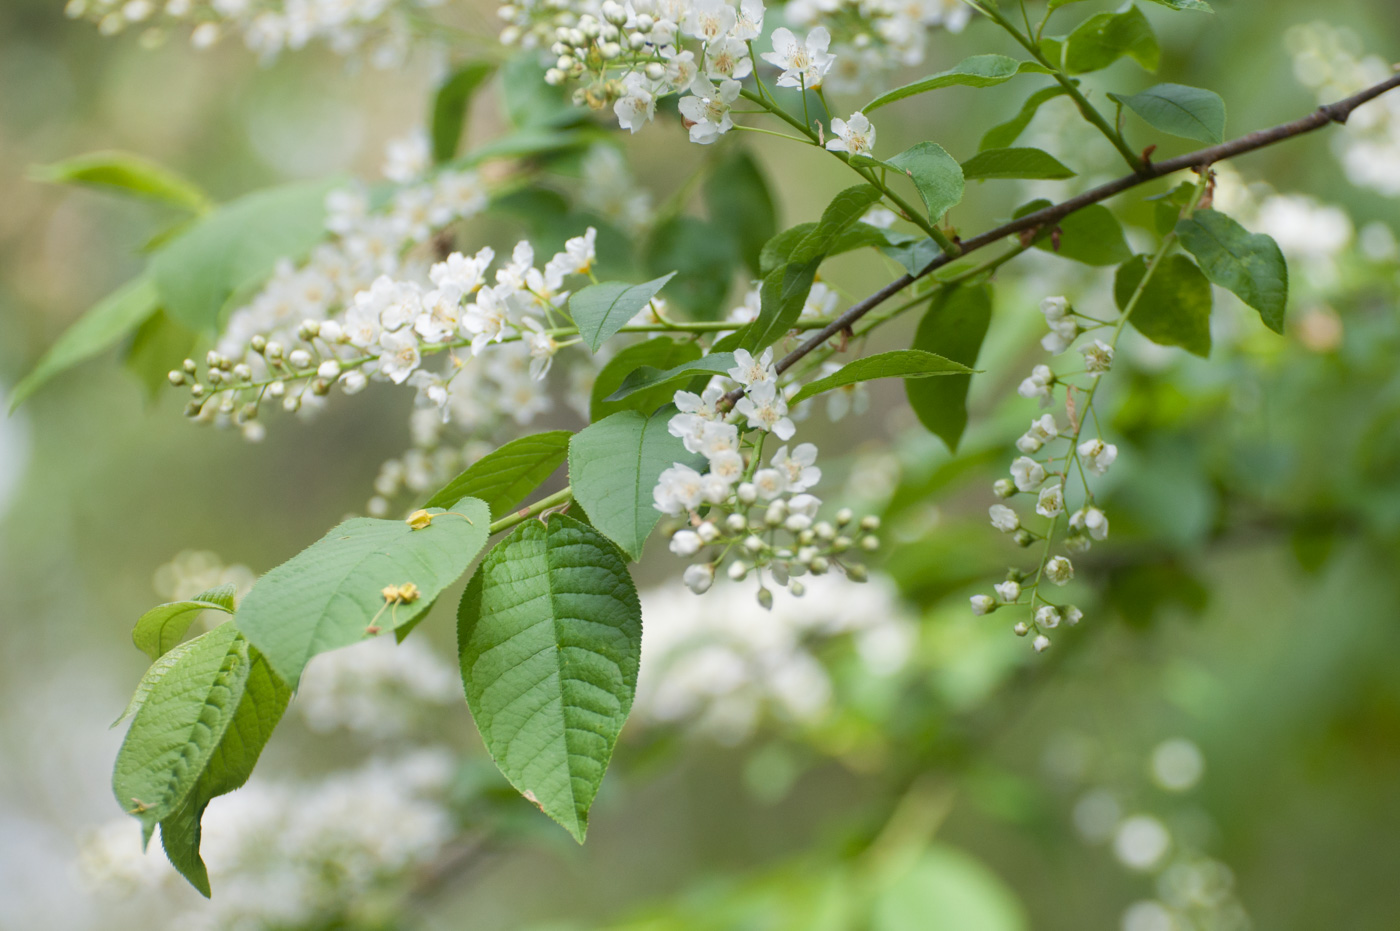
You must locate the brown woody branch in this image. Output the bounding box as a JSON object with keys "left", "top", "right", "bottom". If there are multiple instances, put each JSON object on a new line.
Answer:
{"left": 722, "top": 72, "right": 1400, "bottom": 408}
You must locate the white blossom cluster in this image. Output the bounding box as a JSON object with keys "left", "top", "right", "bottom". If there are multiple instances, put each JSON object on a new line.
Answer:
{"left": 970, "top": 296, "right": 1123, "bottom": 653}
{"left": 654, "top": 347, "right": 881, "bottom": 605}
{"left": 784, "top": 0, "right": 970, "bottom": 92}
{"left": 151, "top": 549, "right": 257, "bottom": 602}
{"left": 634, "top": 572, "right": 914, "bottom": 743}
{"left": 296, "top": 635, "right": 462, "bottom": 738}
{"left": 65, "top": 0, "right": 441, "bottom": 65}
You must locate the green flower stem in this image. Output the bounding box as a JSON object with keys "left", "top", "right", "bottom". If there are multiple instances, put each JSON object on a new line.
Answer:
{"left": 489, "top": 486, "right": 574, "bottom": 535}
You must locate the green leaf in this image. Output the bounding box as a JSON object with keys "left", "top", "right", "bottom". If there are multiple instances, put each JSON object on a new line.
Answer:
{"left": 590, "top": 338, "right": 703, "bottom": 420}
{"left": 1115, "top": 253, "right": 1213, "bottom": 357}
{"left": 1063, "top": 6, "right": 1160, "bottom": 74}
{"left": 9, "top": 274, "right": 160, "bottom": 411}
{"left": 569, "top": 408, "right": 699, "bottom": 560}
{"left": 979, "top": 86, "right": 1071, "bottom": 152}
{"left": 792, "top": 185, "right": 884, "bottom": 262}
{"left": 132, "top": 584, "right": 238, "bottom": 662}
{"left": 30, "top": 150, "right": 211, "bottom": 214}
{"left": 151, "top": 178, "right": 336, "bottom": 332}
{"left": 741, "top": 257, "right": 822, "bottom": 353}
{"left": 502, "top": 52, "right": 578, "bottom": 129}
{"left": 644, "top": 216, "right": 737, "bottom": 320}
{"left": 236, "top": 498, "right": 491, "bottom": 685}
{"left": 880, "top": 233, "right": 943, "bottom": 276}
{"left": 1110, "top": 83, "right": 1225, "bottom": 143}
{"left": 457, "top": 128, "right": 589, "bottom": 166}
{"left": 874, "top": 847, "right": 1028, "bottom": 931}
{"left": 1048, "top": 0, "right": 1088, "bottom": 10}
{"left": 457, "top": 514, "right": 642, "bottom": 842}
{"left": 426, "top": 432, "right": 572, "bottom": 513}
{"left": 1016, "top": 199, "right": 1133, "bottom": 266}
{"left": 159, "top": 644, "right": 289, "bottom": 896}
{"left": 961, "top": 147, "right": 1076, "bottom": 181}
{"left": 112, "top": 638, "right": 201, "bottom": 729}
{"left": 1176, "top": 209, "right": 1287, "bottom": 333}
{"left": 759, "top": 221, "right": 890, "bottom": 276}
{"left": 112, "top": 623, "right": 251, "bottom": 841}
{"left": 886, "top": 144, "right": 964, "bottom": 222}
{"left": 604, "top": 352, "right": 736, "bottom": 402}
{"left": 863, "top": 55, "right": 1051, "bottom": 112}
{"left": 790, "top": 350, "right": 973, "bottom": 405}
{"left": 431, "top": 63, "right": 496, "bottom": 163}
{"left": 906, "top": 284, "right": 992, "bottom": 451}
{"left": 570, "top": 273, "right": 676, "bottom": 352}
{"left": 123, "top": 309, "right": 199, "bottom": 402}
{"left": 1143, "top": 0, "right": 1212, "bottom": 10}
{"left": 704, "top": 150, "right": 777, "bottom": 276}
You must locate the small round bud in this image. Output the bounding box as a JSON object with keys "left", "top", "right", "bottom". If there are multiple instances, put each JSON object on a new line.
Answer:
{"left": 846, "top": 564, "right": 868, "bottom": 583}
{"left": 743, "top": 534, "right": 765, "bottom": 553}
{"left": 737, "top": 482, "right": 757, "bottom": 504}
{"left": 814, "top": 521, "right": 836, "bottom": 541}
{"left": 724, "top": 513, "right": 747, "bottom": 533}
{"left": 264, "top": 341, "right": 284, "bottom": 360}
{"left": 599, "top": 41, "right": 621, "bottom": 59}
{"left": 860, "top": 535, "right": 879, "bottom": 551}
{"left": 206, "top": 350, "right": 222, "bottom": 367}
{"left": 1013, "top": 621, "right": 1030, "bottom": 637}
{"left": 1064, "top": 605, "right": 1083, "bottom": 626}
{"left": 1013, "top": 529, "right": 1035, "bottom": 548}
{"left": 628, "top": 31, "right": 646, "bottom": 49}
{"left": 556, "top": 54, "right": 575, "bottom": 70}
{"left": 797, "top": 528, "right": 815, "bottom": 545}
{"left": 683, "top": 563, "right": 715, "bottom": 594}
{"left": 756, "top": 587, "right": 774, "bottom": 610}
{"left": 1044, "top": 556, "right": 1075, "bottom": 585}
{"left": 859, "top": 515, "right": 881, "bottom": 532}
{"left": 784, "top": 514, "right": 812, "bottom": 533}
{"left": 832, "top": 535, "right": 852, "bottom": 554}
{"left": 970, "top": 594, "right": 995, "bottom": 616}
{"left": 311, "top": 378, "right": 331, "bottom": 396}
{"left": 644, "top": 61, "right": 665, "bottom": 81}
{"left": 317, "top": 359, "right": 341, "bottom": 379}
{"left": 299, "top": 319, "right": 320, "bottom": 339}
{"left": 835, "top": 507, "right": 854, "bottom": 527}
{"left": 809, "top": 556, "right": 830, "bottom": 574}
{"left": 727, "top": 560, "right": 749, "bottom": 581}
{"left": 267, "top": 380, "right": 286, "bottom": 398}
{"left": 994, "top": 580, "right": 1021, "bottom": 603}
{"left": 319, "top": 321, "right": 342, "bottom": 342}
{"left": 282, "top": 394, "right": 301, "bottom": 412}
{"left": 1035, "top": 605, "right": 1061, "bottom": 629}
{"left": 167, "top": 370, "right": 186, "bottom": 386}
{"left": 206, "top": 368, "right": 224, "bottom": 385}
{"left": 635, "top": 13, "right": 654, "bottom": 30}
{"left": 250, "top": 335, "right": 267, "bottom": 353}
{"left": 993, "top": 478, "right": 1016, "bottom": 499}
{"left": 764, "top": 501, "right": 787, "bottom": 526}
{"left": 545, "top": 68, "right": 565, "bottom": 85}
{"left": 341, "top": 370, "right": 368, "bottom": 394}
{"left": 1033, "top": 635, "right": 1051, "bottom": 653}
{"left": 697, "top": 521, "right": 720, "bottom": 543}
{"left": 189, "top": 383, "right": 205, "bottom": 397}
{"left": 288, "top": 349, "right": 313, "bottom": 369}
{"left": 182, "top": 358, "right": 198, "bottom": 373}
{"left": 232, "top": 363, "right": 252, "bottom": 382}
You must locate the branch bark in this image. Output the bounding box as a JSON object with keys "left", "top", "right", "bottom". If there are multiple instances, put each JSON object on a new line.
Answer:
{"left": 723, "top": 73, "right": 1400, "bottom": 408}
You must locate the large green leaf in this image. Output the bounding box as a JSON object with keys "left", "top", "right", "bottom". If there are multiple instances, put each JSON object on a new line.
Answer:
{"left": 759, "top": 221, "right": 890, "bottom": 276}
{"left": 1016, "top": 199, "right": 1132, "bottom": 266}
{"left": 236, "top": 497, "right": 491, "bottom": 685}
{"left": 863, "top": 55, "right": 1050, "bottom": 112}
{"left": 9, "top": 274, "right": 160, "bottom": 411}
{"left": 112, "top": 623, "right": 250, "bottom": 841}
{"left": 1115, "top": 253, "right": 1213, "bottom": 357}
{"left": 569, "top": 409, "right": 699, "bottom": 560}
{"left": 791, "top": 185, "right": 884, "bottom": 262}
{"left": 132, "top": 584, "right": 238, "bottom": 662}
{"left": 906, "top": 285, "right": 993, "bottom": 452}
{"left": 432, "top": 62, "right": 497, "bottom": 163}
{"left": 160, "top": 644, "right": 289, "bottom": 896}
{"left": 1110, "top": 83, "right": 1226, "bottom": 143}
{"left": 741, "top": 257, "right": 823, "bottom": 353}
{"left": 123, "top": 309, "right": 200, "bottom": 401}
{"left": 457, "top": 514, "right": 642, "bottom": 842}
{"left": 961, "top": 147, "right": 1076, "bottom": 181}
{"left": 590, "top": 338, "right": 703, "bottom": 420}
{"left": 979, "top": 87, "right": 1071, "bottom": 152}
{"left": 426, "top": 433, "right": 572, "bottom": 513}
{"left": 151, "top": 178, "right": 336, "bottom": 332}
{"left": 704, "top": 150, "right": 778, "bottom": 275}
{"left": 886, "top": 144, "right": 964, "bottom": 222}
{"left": 30, "top": 150, "right": 211, "bottom": 214}
{"left": 1176, "top": 209, "right": 1287, "bottom": 333}
{"left": 570, "top": 273, "right": 676, "bottom": 352}
{"left": 604, "top": 352, "right": 736, "bottom": 402}
{"left": 1062, "top": 6, "right": 1160, "bottom": 74}
{"left": 790, "top": 350, "right": 972, "bottom": 404}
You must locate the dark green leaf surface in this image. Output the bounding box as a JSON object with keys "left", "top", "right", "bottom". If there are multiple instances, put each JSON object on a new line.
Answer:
{"left": 705, "top": 150, "right": 778, "bottom": 275}
{"left": 906, "top": 285, "right": 993, "bottom": 451}
{"left": 426, "top": 433, "right": 572, "bottom": 513}
{"left": 644, "top": 216, "right": 737, "bottom": 320}
{"left": 1176, "top": 210, "right": 1287, "bottom": 333}
{"left": 961, "top": 147, "right": 1077, "bottom": 181}
{"left": 886, "top": 144, "right": 965, "bottom": 222}
{"left": 570, "top": 273, "right": 676, "bottom": 352}
{"left": 1110, "top": 83, "right": 1226, "bottom": 143}
{"left": 457, "top": 515, "right": 642, "bottom": 842}
{"left": 1062, "top": 6, "right": 1160, "bottom": 74}
{"left": 979, "top": 87, "right": 1071, "bottom": 151}
{"left": 742, "top": 257, "right": 822, "bottom": 353}
{"left": 432, "top": 63, "right": 496, "bottom": 162}
{"left": 590, "top": 338, "right": 703, "bottom": 420}
{"left": 1116, "top": 253, "right": 1214, "bottom": 357}
{"left": 1017, "top": 199, "right": 1133, "bottom": 266}
{"left": 1143, "top": 0, "right": 1212, "bottom": 10}
{"left": 791, "top": 350, "right": 973, "bottom": 404}
{"left": 605, "top": 353, "right": 736, "bottom": 401}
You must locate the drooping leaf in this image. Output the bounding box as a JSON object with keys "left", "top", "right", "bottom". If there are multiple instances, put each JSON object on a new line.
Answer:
{"left": 1142, "top": 0, "right": 1212, "bottom": 10}
{"left": 457, "top": 514, "right": 642, "bottom": 842}
{"left": 112, "top": 623, "right": 251, "bottom": 841}
{"left": 1176, "top": 209, "right": 1287, "bottom": 333}
{"left": 961, "top": 147, "right": 1076, "bottom": 181}
{"left": 159, "top": 645, "right": 289, "bottom": 896}
{"left": 791, "top": 185, "right": 884, "bottom": 262}
{"left": 979, "top": 87, "right": 1071, "bottom": 151}
{"left": 644, "top": 216, "right": 738, "bottom": 320}
{"left": 863, "top": 55, "right": 1051, "bottom": 112}
{"left": 151, "top": 178, "right": 337, "bottom": 332}
{"left": 236, "top": 498, "right": 491, "bottom": 685}
{"left": 1062, "top": 6, "right": 1160, "bottom": 74}
{"left": 790, "top": 350, "right": 973, "bottom": 404}
{"left": 569, "top": 408, "right": 700, "bottom": 560}
{"left": 132, "top": 584, "right": 238, "bottom": 662}
{"left": 704, "top": 150, "right": 778, "bottom": 275}
{"left": 1016, "top": 199, "right": 1133, "bottom": 266}
{"left": 112, "top": 638, "right": 202, "bottom": 729}
{"left": 1110, "top": 83, "right": 1226, "bottom": 143}
{"left": 591, "top": 338, "right": 704, "bottom": 420}
{"left": 426, "top": 433, "right": 572, "bottom": 512}
{"left": 570, "top": 273, "right": 676, "bottom": 352}
{"left": 906, "top": 284, "right": 993, "bottom": 451}
{"left": 9, "top": 274, "right": 160, "bottom": 411}
{"left": 760, "top": 220, "right": 890, "bottom": 276}
{"left": 123, "top": 309, "right": 200, "bottom": 402}
{"left": 1115, "top": 253, "right": 1213, "bottom": 357}
{"left": 30, "top": 150, "right": 212, "bottom": 214}
{"left": 431, "top": 62, "right": 497, "bottom": 163}
{"left": 604, "top": 352, "right": 736, "bottom": 402}
{"left": 741, "top": 257, "right": 822, "bottom": 353}
{"left": 886, "top": 144, "right": 964, "bottom": 222}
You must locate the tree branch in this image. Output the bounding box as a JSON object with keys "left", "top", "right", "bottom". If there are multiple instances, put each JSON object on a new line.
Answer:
{"left": 721, "top": 73, "right": 1400, "bottom": 408}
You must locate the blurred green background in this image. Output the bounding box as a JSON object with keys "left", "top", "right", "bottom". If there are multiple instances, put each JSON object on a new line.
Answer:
{"left": 2, "top": 0, "right": 1400, "bottom": 929}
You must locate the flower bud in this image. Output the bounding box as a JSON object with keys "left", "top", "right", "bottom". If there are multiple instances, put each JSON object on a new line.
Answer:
{"left": 1033, "top": 635, "right": 1051, "bottom": 653}
{"left": 789, "top": 581, "right": 806, "bottom": 597}
{"left": 743, "top": 534, "right": 765, "bottom": 553}
{"left": 764, "top": 500, "right": 787, "bottom": 526}
{"left": 727, "top": 560, "right": 748, "bottom": 581}
{"left": 832, "top": 535, "right": 851, "bottom": 553}
{"left": 814, "top": 520, "right": 836, "bottom": 540}
{"left": 994, "top": 580, "right": 1021, "bottom": 603}
{"left": 1064, "top": 605, "right": 1083, "bottom": 626}
{"left": 1035, "top": 605, "right": 1061, "bottom": 629}
{"left": 683, "top": 563, "right": 714, "bottom": 594}
{"left": 341, "top": 371, "right": 368, "bottom": 394}
{"left": 860, "top": 515, "right": 881, "bottom": 532}
{"left": 1013, "top": 621, "right": 1029, "bottom": 637}
{"left": 669, "top": 529, "right": 702, "bottom": 556}
{"left": 167, "top": 370, "right": 186, "bottom": 386}
{"left": 970, "top": 594, "right": 995, "bottom": 616}
{"left": 756, "top": 586, "right": 773, "bottom": 610}
{"left": 809, "top": 556, "right": 830, "bottom": 574}
{"left": 250, "top": 335, "right": 267, "bottom": 353}
{"left": 993, "top": 478, "right": 1016, "bottom": 499}
{"left": 835, "top": 508, "right": 854, "bottom": 527}
{"left": 317, "top": 360, "right": 341, "bottom": 379}
{"left": 319, "top": 321, "right": 342, "bottom": 342}
{"left": 724, "top": 513, "right": 747, "bottom": 533}
{"left": 267, "top": 380, "right": 286, "bottom": 398}
{"left": 784, "top": 514, "right": 811, "bottom": 533}
{"left": 182, "top": 358, "right": 198, "bottom": 373}
{"left": 265, "top": 341, "right": 284, "bottom": 360}
{"left": 697, "top": 521, "right": 720, "bottom": 543}
{"left": 232, "top": 363, "right": 252, "bottom": 382}
{"left": 737, "top": 482, "right": 757, "bottom": 504}
{"left": 846, "top": 564, "right": 868, "bottom": 583}
{"left": 1013, "top": 529, "right": 1035, "bottom": 548}
{"left": 288, "top": 349, "right": 312, "bottom": 369}
{"left": 1045, "top": 556, "right": 1074, "bottom": 585}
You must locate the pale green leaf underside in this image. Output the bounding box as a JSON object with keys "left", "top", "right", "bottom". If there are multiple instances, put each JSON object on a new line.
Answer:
{"left": 1110, "top": 83, "right": 1226, "bottom": 144}
{"left": 570, "top": 273, "right": 677, "bottom": 353}
{"left": 864, "top": 55, "right": 1050, "bottom": 112}
{"left": 886, "top": 143, "right": 965, "bottom": 222}
{"left": 30, "top": 150, "right": 212, "bottom": 214}
{"left": 236, "top": 497, "right": 491, "bottom": 685}
{"left": 458, "top": 515, "right": 642, "bottom": 842}
{"left": 605, "top": 352, "right": 735, "bottom": 402}
{"left": 790, "top": 350, "right": 973, "bottom": 404}
{"left": 132, "top": 584, "right": 238, "bottom": 661}
{"left": 425, "top": 431, "right": 571, "bottom": 513}
{"left": 1176, "top": 209, "right": 1287, "bottom": 333}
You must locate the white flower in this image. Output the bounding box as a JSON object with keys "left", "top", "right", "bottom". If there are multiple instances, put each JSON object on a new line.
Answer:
{"left": 696, "top": 420, "right": 740, "bottom": 459}
{"left": 735, "top": 386, "right": 796, "bottom": 440}
{"left": 787, "top": 493, "right": 821, "bottom": 519}
{"left": 825, "top": 111, "right": 876, "bottom": 157}
{"left": 415, "top": 285, "right": 465, "bottom": 343}
{"left": 496, "top": 240, "right": 534, "bottom": 290}
{"left": 544, "top": 227, "right": 597, "bottom": 280}
{"left": 1035, "top": 605, "right": 1061, "bottom": 628}
{"left": 771, "top": 443, "right": 821, "bottom": 492}
{"left": 989, "top": 504, "right": 1019, "bottom": 532}
{"left": 969, "top": 594, "right": 995, "bottom": 616}
{"left": 994, "top": 580, "right": 1021, "bottom": 603}
{"left": 1017, "top": 414, "right": 1060, "bottom": 453}
{"left": 729, "top": 347, "right": 776, "bottom": 386}
{"left": 683, "top": 562, "right": 715, "bottom": 594}
{"left": 408, "top": 369, "right": 450, "bottom": 415}
{"left": 614, "top": 72, "right": 657, "bottom": 133}
{"left": 701, "top": 473, "right": 734, "bottom": 504}
{"left": 654, "top": 462, "right": 706, "bottom": 515}
{"left": 675, "top": 384, "right": 724, "bottom": 420}
{"left": 732, "top": 0, "right": 765, "bottom": 40}
{"left": 1070, "top": 506, "right": 1109, "bottom": 541}
{"left": 682, "top": 0, "right": 736, "bottom": 41}
{"left": 377, "top": 329, "right": 421, "bottom": 384}
{"left": 704, "top": 37, "right": 753, "bottom": 80}
{"left": 707, "top": 449, "right": 744, "bottom": 484}
{"left": 1064, "top": 605, "right": 1083, "bottom": 625}
{"left": 461, "top": 285, "right": 512, "bottom": 355}
{"left": 678, "top": 78, "right": 741, "bottom": 144}
{"left": 1080, "top": 339, "right": 1114, "bottom": 375}
{"left": 1010, "top": 456, "right": 1046, "bottom": 492}
{"left": 752, "top": 467, "right": 787, "bottom": 500}
{"left": 1042, "top": 317, "right": 1080, "bottom": 354}
{"left": 1077, "top": 439, "right": 1118, "bottom": 476}
{"left": 1033, "top": 634, "right": 1051, "bottom": 653}
{"left": 1017, "top": 363, "right": 1054, "bottom": 406}
{"left": 761, "top": 26, "right": 834, "bottom": 89}
{"left": 1045, "top": 556, "right": 1074, "bottom": 585}
{"left": 1036, "top": 483, "right": 1064, "bottom": 518}
{"left": 671, "top": 529, "right": 703, "bottom": 556}
{"left": 383, "top": 131, "right": 430, "bottom": 183}
{"left": 521, "top": 317, "right": 559, "bottom": 380}
{"left": 1041, "top": 296, "right": 1070, "bottom": 322}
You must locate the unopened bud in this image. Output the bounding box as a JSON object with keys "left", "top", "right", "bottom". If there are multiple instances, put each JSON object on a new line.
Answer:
{"left": 167, "top": 370, "right": 186, "bottom": 386}
{"left": 835, "top": 507, "right": 854, "bottom": 527}
{"left": 756, "top": 587, "right": 773, "bottom": 610}
{"left": 846, "top": 564, "right": 868, "bottom": 582}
